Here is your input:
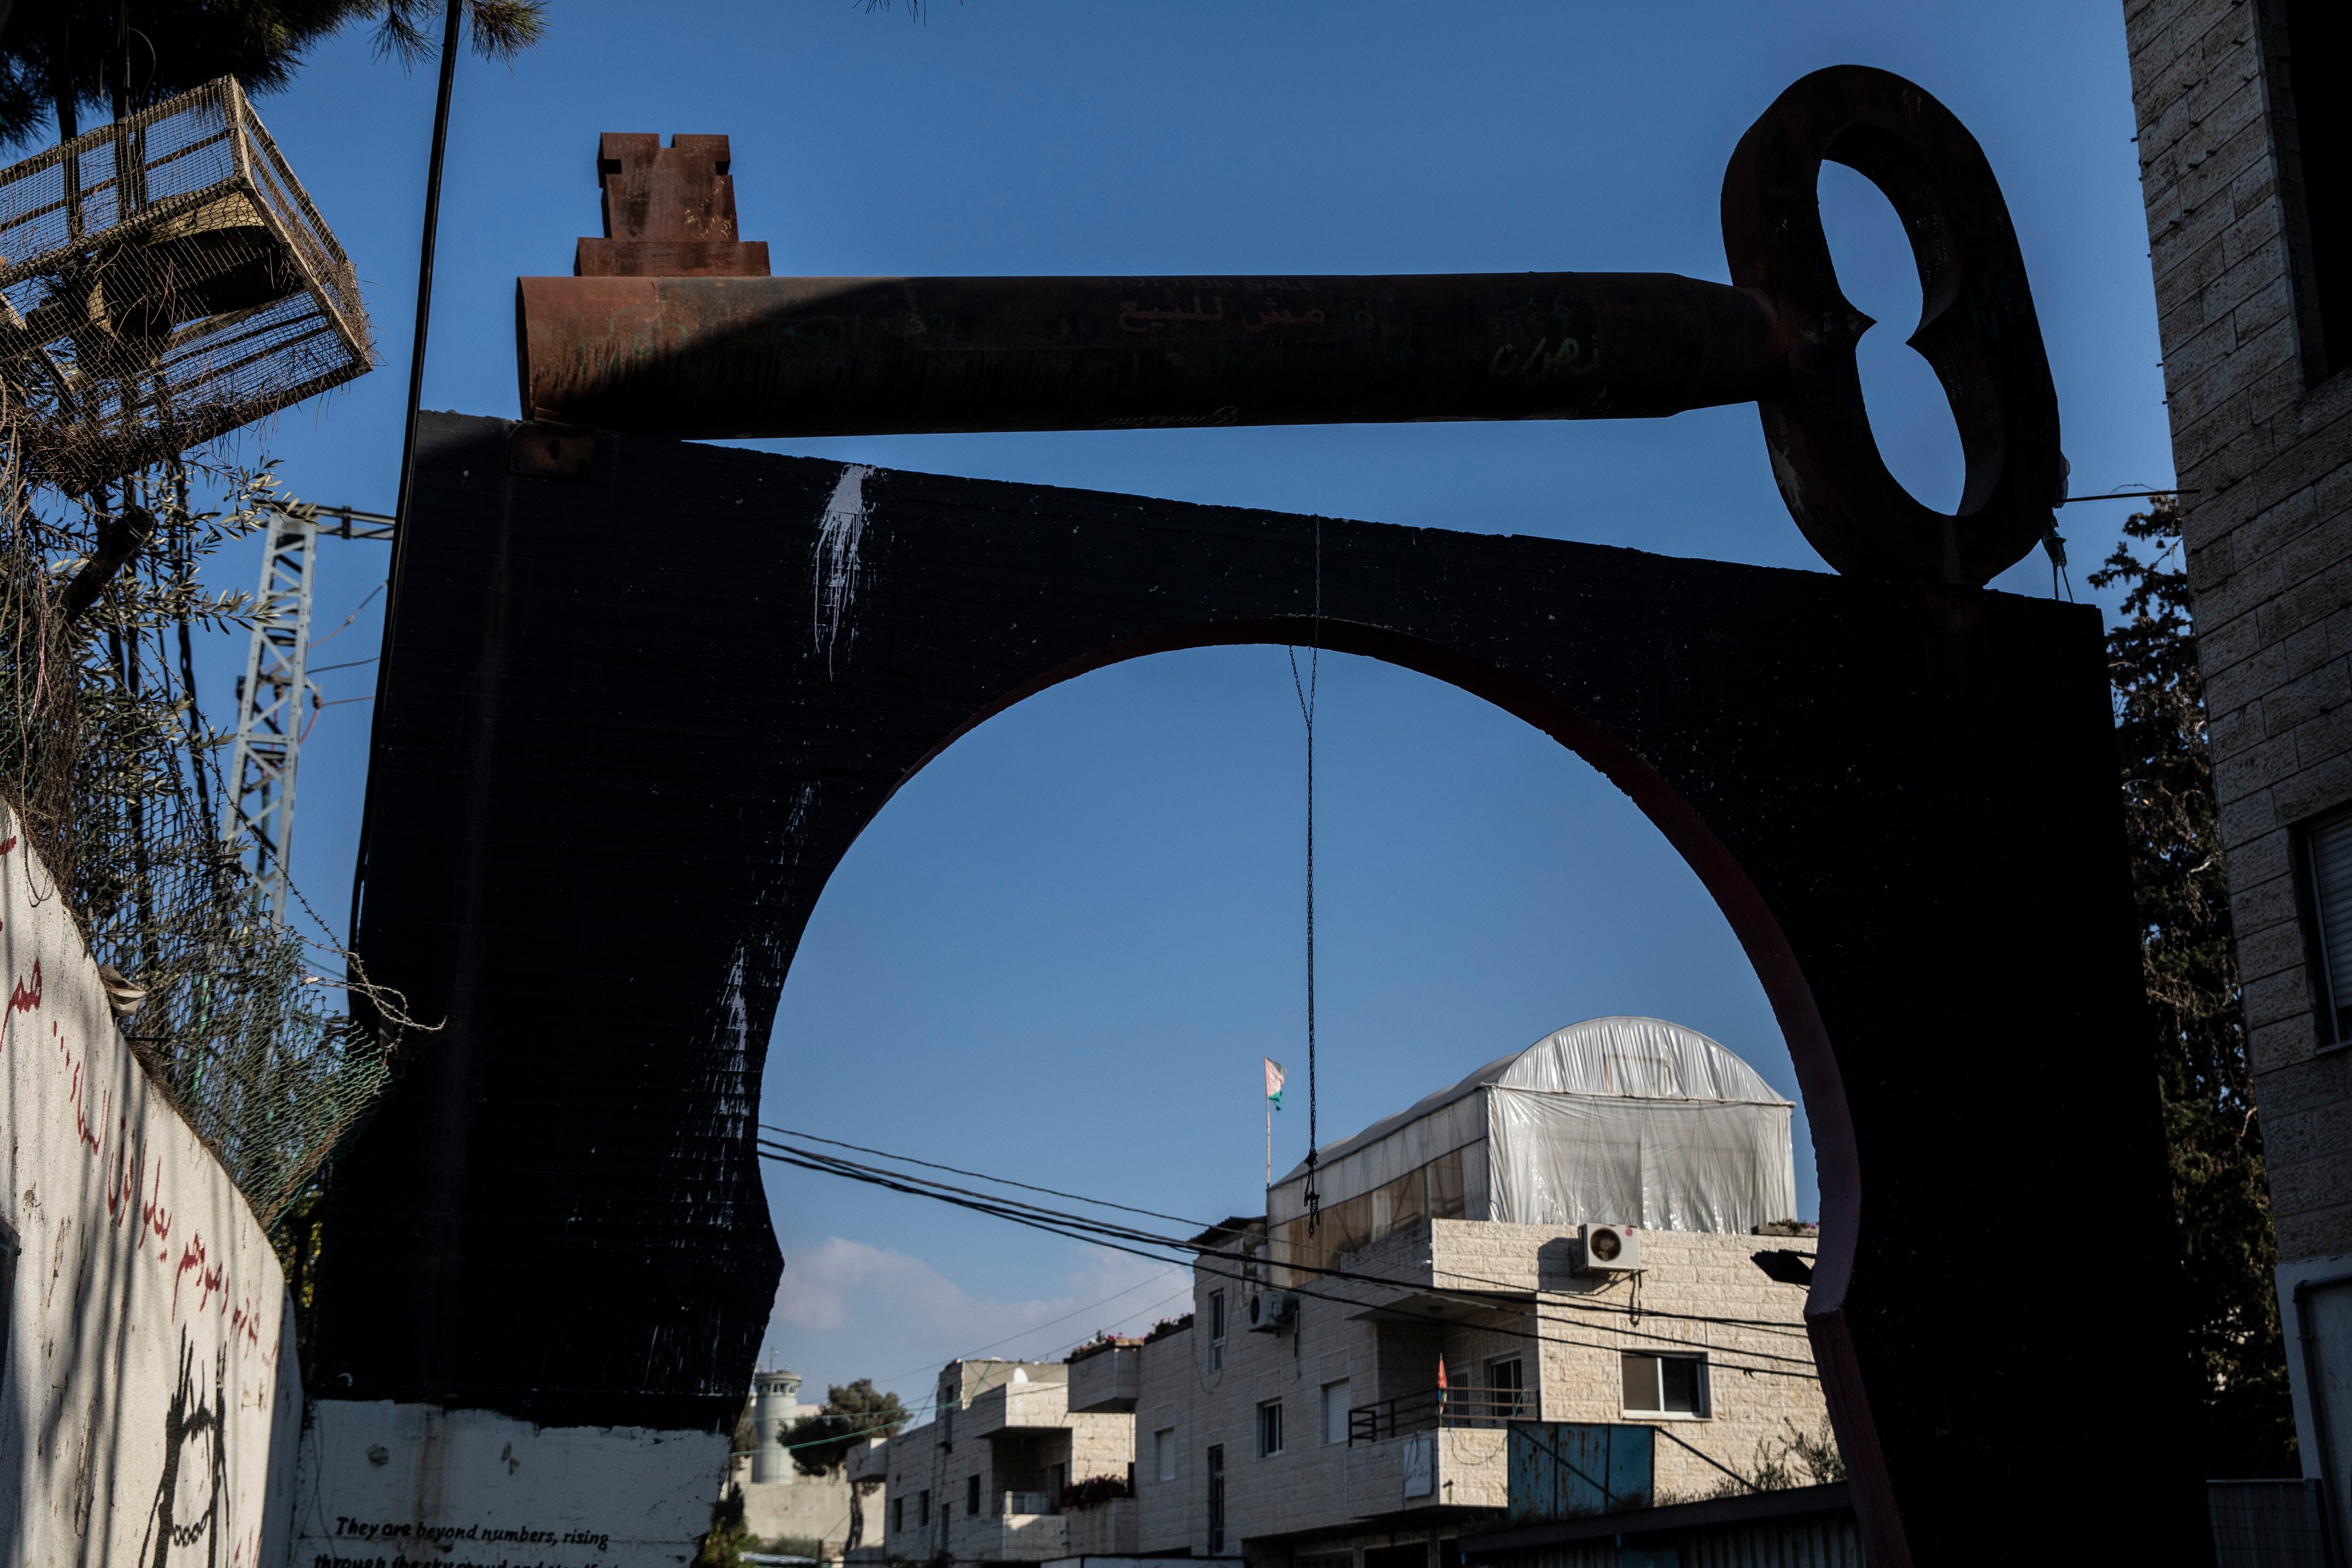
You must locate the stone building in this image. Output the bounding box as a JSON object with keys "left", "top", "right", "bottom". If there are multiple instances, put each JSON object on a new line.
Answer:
{"left": 841, "top": 1020, "right": 1826, "bottom": 1568}
{"left": 2123, "top": 0, "right": 2352, "bottom": 1522}
{"left": 850, "top": 1357, "right": 1134, "bottom": 1565}
{"left": 1115, "top": 1020, "right": 1833, "bottom": 1568}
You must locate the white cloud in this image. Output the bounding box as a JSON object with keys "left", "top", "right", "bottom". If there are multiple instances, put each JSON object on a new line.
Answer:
{"left": 762, "top": 1240, "right": 1193, "bottom": 1407}
{"left": 771, "top": 1238, "right": 980, "bottom": 1333}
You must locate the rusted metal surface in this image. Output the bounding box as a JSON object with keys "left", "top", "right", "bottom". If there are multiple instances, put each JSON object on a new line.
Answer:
{"left": 515, "top": 66, "right": 2061, "bottom": 586}
{"left": 516, "top": 270, "right": 1782, "bottom": 435}
{"left": 574, "top": 132, "right": 769, "bottom": 280}
{"left": 1722, "top": 67, "right": 2062, "bottom": 586}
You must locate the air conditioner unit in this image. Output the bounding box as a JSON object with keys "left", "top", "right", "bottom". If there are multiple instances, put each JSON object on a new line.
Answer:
{"left": 1247, "top": 1291, "right": 1299, "bottom": 1333}
{"left": 1579, "top": 1222, "right": 1641, "bottom": 1274}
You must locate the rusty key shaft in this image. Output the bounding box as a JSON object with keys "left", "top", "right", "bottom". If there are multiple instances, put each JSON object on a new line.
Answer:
{"left": 516, "top": 271, "right": 1781, "bottom": 439}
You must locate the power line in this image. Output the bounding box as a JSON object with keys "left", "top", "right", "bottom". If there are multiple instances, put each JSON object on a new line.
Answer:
{"left": 766, "top": 1126, "right": 1812, "bottom": 1342}
{"left": 2057, "top": 488, "right": 2192, "bottom": 506}
{"left": 772, "top": 1132, "right": 1814, "bottom": 1341}
{"left": 842, "top": 1268, "right": 1191, "bottom": 1392}
{"left": 764, "top": 1139, "right": 1818, "bottom": 1380}
{"left": 757, "top": 1139, "right": 1821, "bottom": 1381}
{"left": 761, "top": 1123, "right": 1208, "bottom": 1229}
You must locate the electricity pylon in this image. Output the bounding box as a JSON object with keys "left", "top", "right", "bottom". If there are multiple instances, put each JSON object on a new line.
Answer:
{"left": 220, "top": 504, "right": 394, "bottom": 919}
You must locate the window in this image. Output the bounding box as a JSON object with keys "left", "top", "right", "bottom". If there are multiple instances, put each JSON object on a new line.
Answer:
{"left": 2265, "top": 0, "right": 2352, "bottom": 379}
{"left": 1206, "top": 1445, "right": 1226, "bottom": 1554}
{"left": 1210, "top": 1290, "right": 1228, "bottom": 1370}
{"left": 1487, "top": 1356, "right": 1526, "bottom": 1420}
{"left": 1050, "top": 1463, "right": 1067, "bottom": 1505}
{"left": 1155, "top": 1427, "right": 1176, "bottom": 1482}
{"left": 2303, "top": 809, "right": 2352, "bottom": 1043}
{"left": 918, "top": 1490, "right": 931, "bottom": 1526}
{"left": 893, "top": 1498, "right": 904, "bottom": 1534}
{"left": 1621, "top": 1352, "right": 1707, "bottom": 1417}
{"left": 1257, "top": 1399, "right": 1285, "bottom": 1457}
{"left": 967, "top": 1474, "right": 981, "bottom": 1517}
{"left": 1322, "top": 1379, "right": 1352, "bottom": 1445}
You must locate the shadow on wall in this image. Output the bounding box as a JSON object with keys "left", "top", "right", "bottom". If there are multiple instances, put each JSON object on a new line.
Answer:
{"left": 0, "top": 816, "right": 300, "bottom": 1565}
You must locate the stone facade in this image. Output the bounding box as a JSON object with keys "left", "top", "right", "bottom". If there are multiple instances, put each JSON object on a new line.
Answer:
{"left": 1131, "top": 1218, "right": 1830, "bottom": 1567}
{"left": 2127, "top": 0, "right": 2352, "bottom": 1513}
{"left": 2125, "top": 0, "right": 2352, "bottom": 1268}
{"left": 856, "top": 1359, "right": 1134, "bottom": 1565}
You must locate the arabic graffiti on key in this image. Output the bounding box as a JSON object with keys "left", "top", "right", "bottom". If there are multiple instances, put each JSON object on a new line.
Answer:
{"left": 1119, "top": 294, "right": 1226, "bottom": 331}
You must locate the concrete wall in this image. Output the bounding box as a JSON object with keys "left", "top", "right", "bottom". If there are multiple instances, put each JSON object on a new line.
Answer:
{"left": 731, "top": 1464, "right": 860, "bottom": 1552}
{"left": 724, "top": 1377, "right": 863, "bottom": 1554}
{"left": 0, "top": 820, "right": 301, "bottom": 1567}
{"left": 1130, "top": 1220, "right": 1830, "bottom": 1559}
{"left": 291, "top": 1401, "right": 724, "bottom": 1568}
{"left": 2124, "top": 0, "right": 2352, "bottom": 1265}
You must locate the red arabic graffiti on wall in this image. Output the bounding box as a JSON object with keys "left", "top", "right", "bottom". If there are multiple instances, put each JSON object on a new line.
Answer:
{"left": 0, "top": 835, "right": 279, "bottom": 1394}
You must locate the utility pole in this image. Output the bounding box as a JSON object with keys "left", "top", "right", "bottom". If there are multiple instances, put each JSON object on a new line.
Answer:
{"left": 221, "top": 504, "right": 394, "bottom": 920}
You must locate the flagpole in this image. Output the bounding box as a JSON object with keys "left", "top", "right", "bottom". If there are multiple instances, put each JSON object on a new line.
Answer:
{"left": 1262, "top": 1058, "right": 1285, "bottom": 1193}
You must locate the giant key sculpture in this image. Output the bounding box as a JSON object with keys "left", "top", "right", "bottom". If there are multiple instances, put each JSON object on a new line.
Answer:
{"left": 517, "top": 66, "right": 2059, "bottom": 587}
{"left": 312, "top": 65, "right": 2204, "bottom": 1568}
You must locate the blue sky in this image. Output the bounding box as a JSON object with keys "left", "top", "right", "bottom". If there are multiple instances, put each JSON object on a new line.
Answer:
{"left": 28, "top": 1, "right": 2173, "bottom": 1409}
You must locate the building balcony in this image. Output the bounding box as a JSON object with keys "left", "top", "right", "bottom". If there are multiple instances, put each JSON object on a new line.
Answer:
{"left": 968, "top": 1379, "right": 1069, "bottom": 1436}
{"left": 1341, "top": 1425, "right": 1511, "bottom": 1515}
{"left": 1067, "top": 1340, "right": 1141, "bottom": 1413}
{"left": 954, "top": 1508, "right": 1068, "bottom": 1561}
{"left": 1349, "top": 1388, "right": 1531, "bottom": 1443}
{"left": 1066, "top": 1497, "right": 1139, "bottom": 1555}
{"left": 845, "top": 1436, "right": 889, "bottom": 1485}
{"left": 1000, "top": 1491, "right": 1061, "bottom": 1517}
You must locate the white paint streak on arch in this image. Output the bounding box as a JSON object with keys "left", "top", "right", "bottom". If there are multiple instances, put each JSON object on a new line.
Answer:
{"left": 813, "top": 465, "right": 874, "bottom": 678}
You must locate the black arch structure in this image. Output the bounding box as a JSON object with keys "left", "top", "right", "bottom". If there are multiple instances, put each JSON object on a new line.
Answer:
{"left": 316, "top": 412, "right": 2197, "bottom": 1566}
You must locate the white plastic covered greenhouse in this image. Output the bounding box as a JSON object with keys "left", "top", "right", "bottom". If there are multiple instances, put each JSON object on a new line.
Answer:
{"left": 1265, "top": 1016, "right": 1796, "bottom": 1282}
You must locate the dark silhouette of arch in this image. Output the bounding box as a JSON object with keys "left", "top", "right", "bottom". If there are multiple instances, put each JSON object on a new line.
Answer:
{"left": 315, "top": 413, "right": 2201, "bottom": 1566}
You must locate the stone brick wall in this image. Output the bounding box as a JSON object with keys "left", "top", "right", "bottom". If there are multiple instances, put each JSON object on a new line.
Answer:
{"left": 865, "top": 1360, "right": 1135, "bottom": 1563}
{"left": 1135, "top": 1324, "right": 1202, "bottom": 1553}
{"left": 1527, "top": 1228, "right": 1828, "bottom": 1502}
{"left": 1128, "top": 1219, "right": 1829, "bottom": 1558}
{"left": 1429, "top": 1221, "right": 1828, "bottom": 1504}
{"left": 2126, "top": 0, "right": 2352, "bottom": 1262}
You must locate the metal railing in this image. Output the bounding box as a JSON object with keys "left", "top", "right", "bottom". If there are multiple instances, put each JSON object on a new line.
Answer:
{"left": 1348, "top": 1387, "right": 1529, "bottom": 1444}
{"left": 2208, "top": 1480, "right": 2327, "bottom": 1568}
{"left": 1000, "top": 1492, "right": 1060, "bottom": 1517}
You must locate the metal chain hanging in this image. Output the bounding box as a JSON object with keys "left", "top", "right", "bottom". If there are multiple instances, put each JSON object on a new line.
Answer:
{"left": 1286, "top": 521, "right": 1322, "bottom": 1234}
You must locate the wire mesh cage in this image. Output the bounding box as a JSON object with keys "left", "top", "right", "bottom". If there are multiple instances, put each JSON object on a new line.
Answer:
{"left": 0, "top": 77, "right": 373, "bottom": 494}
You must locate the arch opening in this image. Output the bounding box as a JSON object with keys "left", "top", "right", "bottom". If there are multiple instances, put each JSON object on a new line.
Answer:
{"left": 755, "top": 624, "right": 1862, "bottom": 1472}
{"left": 325, "top": 415, "right": 2188, "bottom": 1566}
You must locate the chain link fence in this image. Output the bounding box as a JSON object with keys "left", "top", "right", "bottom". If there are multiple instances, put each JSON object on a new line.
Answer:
{"left": 0, "top": 403, "right": 419, "bottom": 1243}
